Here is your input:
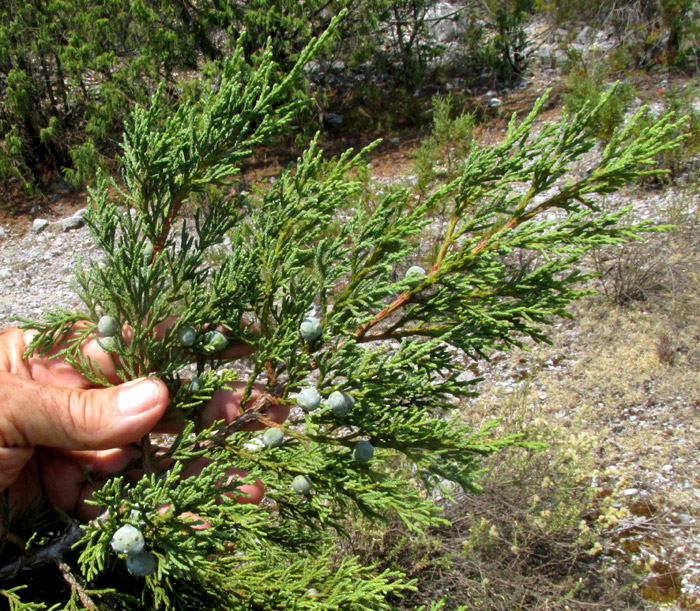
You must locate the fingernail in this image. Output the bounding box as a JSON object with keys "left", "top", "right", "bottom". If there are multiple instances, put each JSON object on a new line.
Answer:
{"left": 118, "top": 378, "right": 161, "bottom": 415}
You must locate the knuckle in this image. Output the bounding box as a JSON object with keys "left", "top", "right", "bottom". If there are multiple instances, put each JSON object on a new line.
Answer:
{"left": 66, "top": 387, "right": 97, "bottom": 442}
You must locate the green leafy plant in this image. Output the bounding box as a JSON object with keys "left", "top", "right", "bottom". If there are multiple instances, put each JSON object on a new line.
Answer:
{"left": 563, "top": 56, "right": 637, "bottom": 141}
{"left": 0, "top": 20, "right": 688, "bottom": 610}
{"left": 464, "top": 0, "right": 533, "bottom": 88}
{"left": 414, "top": 93, "right": 475, "bottom": 194}
{"left": 654, "top": 82, "right": 700, "bottom": 180}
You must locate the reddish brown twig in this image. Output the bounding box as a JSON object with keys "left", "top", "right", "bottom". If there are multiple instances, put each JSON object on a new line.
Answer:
{"left": 200, "top": 388, "right": 286, "bottom": 451}
{"left": 264, "top": 359, "right": 277, "bottom": 385}
{"left": 154, "top": 193, "right": 186, "bottom": 257}
{"left": 56, "top": 560, "right": 98, "bottom": 610}
{"left": 353, "top": 203, "right": 549, "bottom": 342}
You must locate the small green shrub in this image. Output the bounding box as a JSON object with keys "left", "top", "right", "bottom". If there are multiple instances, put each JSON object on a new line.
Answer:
{"left": 655, "top": 82, "right": 700, "bottom": 179}
{"left": 461, "top": 0, "right": 533, "bottom": 88}
{"left": 0, "top": 126, "right": 37, "bottom": 203}
{"left": 563, "top": 57, "right": 636, "bottom": 141}
{"left": 64, "top": 138, "right": 109, "bottom": 188}
{"left": 414, "top": 93, "right": 475, "bottom": 194}
{"left": 341, "top": 401, "right": 645, "bottom": 610}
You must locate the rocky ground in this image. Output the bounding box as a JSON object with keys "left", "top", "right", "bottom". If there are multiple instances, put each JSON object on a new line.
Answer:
{"left": 0, "top": 211, "right": 98, "bottom": 327}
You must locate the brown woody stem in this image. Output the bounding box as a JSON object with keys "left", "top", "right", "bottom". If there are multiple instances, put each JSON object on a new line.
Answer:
{"left": 56, "top": 560, "right": 98, "bottom": 610}
{"left": 354, "top": 206, "right": 542, "bottom": 341}
{"left": 155, "top": 193, "right": 186, "bottom": 256}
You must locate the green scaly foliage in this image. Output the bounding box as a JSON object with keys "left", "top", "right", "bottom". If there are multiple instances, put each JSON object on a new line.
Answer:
{"left": 0, "top": 19, "right": 687, "bottom": 610}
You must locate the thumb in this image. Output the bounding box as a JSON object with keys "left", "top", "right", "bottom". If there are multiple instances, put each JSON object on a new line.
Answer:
{"left": 0, "top": 373, "right": 168, "bottom": 450}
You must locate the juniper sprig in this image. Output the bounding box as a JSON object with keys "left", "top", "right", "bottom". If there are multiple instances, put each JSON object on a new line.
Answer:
{"left": 2, "top": 22, "right": 686, "bottom": 610}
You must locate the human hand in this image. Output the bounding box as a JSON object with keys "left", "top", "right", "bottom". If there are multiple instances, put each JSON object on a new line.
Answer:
{"left": 0, "top": 325, "right": 288, "bottom": 526}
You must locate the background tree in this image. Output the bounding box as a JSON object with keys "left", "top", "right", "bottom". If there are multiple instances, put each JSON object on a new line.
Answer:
{"left": 0, "top": 0, "right": 540, "bottom": 199}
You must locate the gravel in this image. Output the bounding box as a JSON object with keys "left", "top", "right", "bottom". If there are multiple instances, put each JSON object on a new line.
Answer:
{"left": 0, "top": 220, "right": 98, "bottom": 327}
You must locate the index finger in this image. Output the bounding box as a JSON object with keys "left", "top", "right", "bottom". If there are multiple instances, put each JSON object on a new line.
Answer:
{"left": 19, "top": 319, "right": 254, "bottom": 389}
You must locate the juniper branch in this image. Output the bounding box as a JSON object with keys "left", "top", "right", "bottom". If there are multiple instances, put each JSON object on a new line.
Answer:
{"left": 8, "top": 21, "right": 687, "bottom": 609}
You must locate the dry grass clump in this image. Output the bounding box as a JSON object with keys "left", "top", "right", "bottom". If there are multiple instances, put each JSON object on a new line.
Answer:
{"left": 340, "top": 408, "right": 647, "bottom": 610}
{"left": 455, "top": 259, "right": 700, "bottom": 608}
{"left": 592, "top": 185, "right": 700, "bottom": 307}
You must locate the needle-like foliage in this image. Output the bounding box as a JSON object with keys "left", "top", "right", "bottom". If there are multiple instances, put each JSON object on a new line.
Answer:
{"left": 1, "top": 18, "right": 686, "bottom": 610}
